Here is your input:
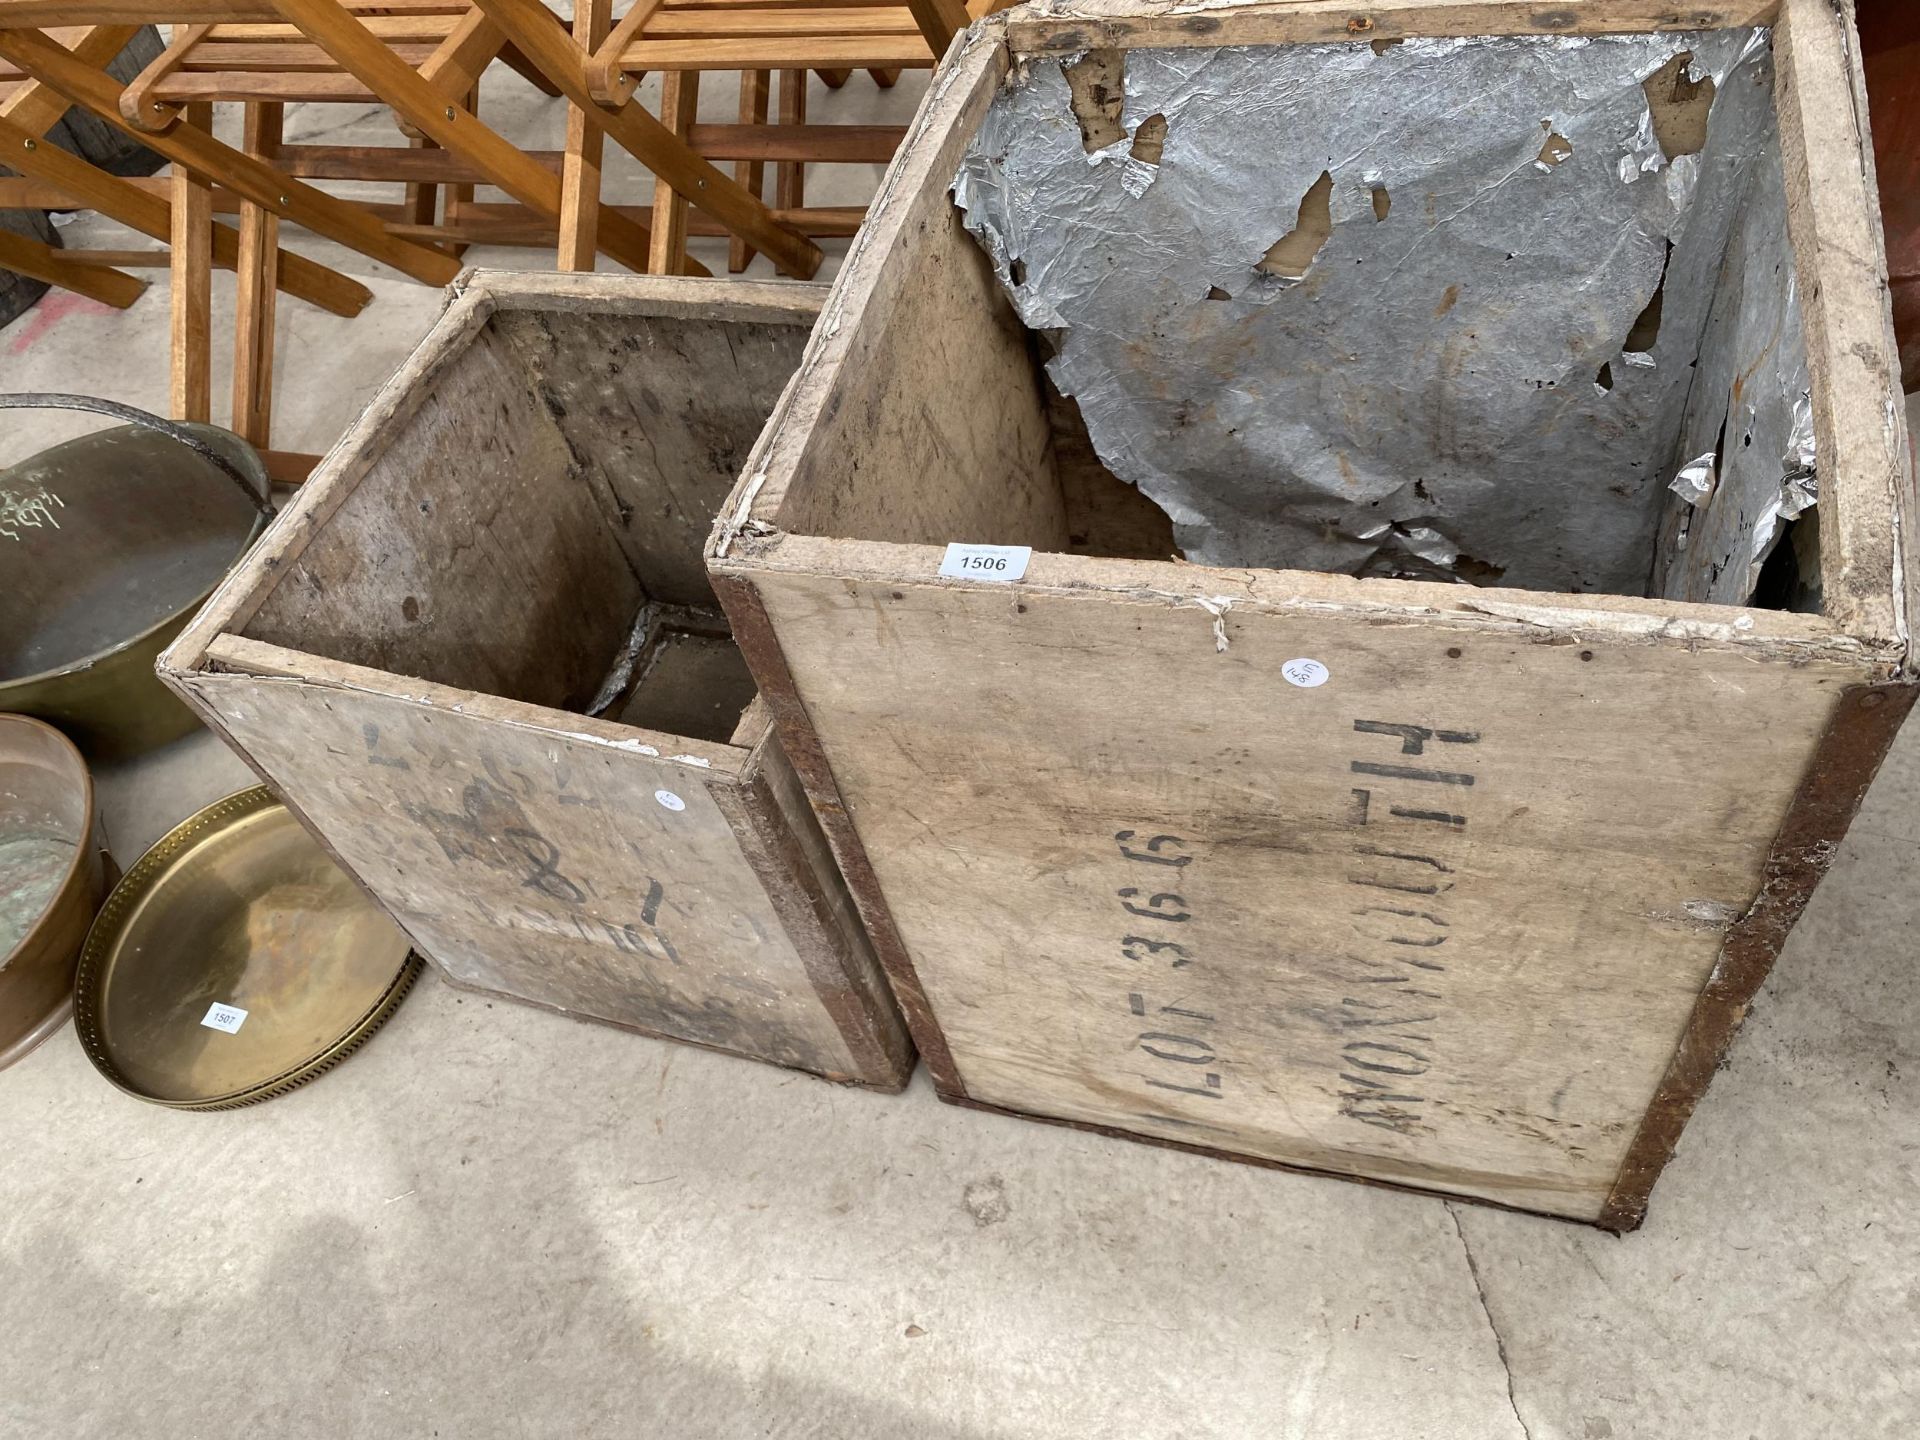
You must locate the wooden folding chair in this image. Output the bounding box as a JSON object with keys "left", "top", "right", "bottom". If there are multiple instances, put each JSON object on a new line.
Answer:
{"left": 446, "top": 0, "right": 823, "bottom": 277}
{"left": 0, "top": 19, "right": 382, "bottom": 480}
{"left": 2, "top": 27, "right": 159, "bottom": 313}
{"left": 115, "top": 4, "right": 574, "bottom": 250}
{"left": 579, "top": 0, "right": 1008, "bottom": 273}
{"left": 0, "top": 11, "right": 464, "bottom": 469}
{"left": 96, "top": 4, "right": 616, "bottom": 449}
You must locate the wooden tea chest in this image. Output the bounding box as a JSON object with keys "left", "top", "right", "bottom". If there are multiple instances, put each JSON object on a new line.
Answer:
{"left": 709, "top": 0, "right": 1916, "bottom": 1221}
{"left": 162, "top": 271, "right": 911, "bottom": 1089}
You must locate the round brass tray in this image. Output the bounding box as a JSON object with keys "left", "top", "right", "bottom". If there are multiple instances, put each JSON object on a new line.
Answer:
{"left": 74, "top": 786, "right": 422, "bottom": 1109}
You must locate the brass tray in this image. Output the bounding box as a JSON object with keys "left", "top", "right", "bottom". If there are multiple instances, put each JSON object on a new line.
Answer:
{"left": 74, "top": 786, "right": 421, "bottom": 1109}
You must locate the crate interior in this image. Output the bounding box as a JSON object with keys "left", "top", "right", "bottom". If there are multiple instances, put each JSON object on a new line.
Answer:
{"left": 779, "top": 29, "right": 1829, "bottom": 616}
{"left": 238, "top": 306, "right": 811, "bottom": 743}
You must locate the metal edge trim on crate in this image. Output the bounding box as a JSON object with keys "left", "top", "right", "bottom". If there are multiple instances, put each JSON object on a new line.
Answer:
{"left": 710, "top": 573, "right": 966, "bottom": 1094}
{"left": 1597, "top": 678, "right": 1920, "bottom": 1230}
{"left": 72, "top": 785, "right": 425, "bottom": 1111}
{"left": 708, "top": 762, "right": 916, "bottom": 1087}
{"left": 943, "top": 1091, "right": 1609, "bottom": 1224}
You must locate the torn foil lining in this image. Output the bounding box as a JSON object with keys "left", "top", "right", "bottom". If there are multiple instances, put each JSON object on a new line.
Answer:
{"left": 1651, "top": 106, "right": 1815, "bottom": 607}
{"left": 1669, "top": 453, "right": 1719, "bottom": 507}
{"left": 954, "top": 32, "right": 1811, "bottom": 600}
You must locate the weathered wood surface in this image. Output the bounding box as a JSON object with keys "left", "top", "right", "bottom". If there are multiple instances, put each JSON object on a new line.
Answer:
{"left": 243, "top": 314, "right": 642, "bottom": 711}
{"left": 729, "top": 542, "right": 1882, "bottom": 1219}
{"left": 182, "top": 638, "right": 865, "bottom": 1079}
{"left": 1775, "top": 0, "right": 1918, "bottom": 644}
{"left": 491, "top": 304, "right": 812, "bottom": 608}
{"left": 162, "top": 271, "right": 909, "bottom": 1088}
{"left": 711, "top": 8, "right": 1913, "bottom": 1221}
{"left": 1005, "top": 0, "right": 1784, "bottom": 55}
{"left": 729, "top": 36, "right": 1059, "bottom": 550}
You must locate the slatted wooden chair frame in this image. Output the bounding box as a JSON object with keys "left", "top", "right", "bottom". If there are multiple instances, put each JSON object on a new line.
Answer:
{"left": 0, "top": 10, "right": 469, "bottom": 468}
{"left": 578, "top": 0, "right": 1006, "bottom": 273}
{"left": 88, "top": 2, "right": 565, "bottom": 458}
{"left": 114, "top": 4, "right": 570, "bottom": 259}
{"left": 0, "top": 18, "right": 379, "bottom": 476}
{"left": 0, "top": 26, "right": 171, "bottom": 311}
{"left": 0, "top": 2, "right": 823, "bottom": 471}
{"left": 95, "top": 2, "right": 650, "bottom": 457}
{"left": 136, "top": 0, "right": 832, "bottom": 279}
{"left": 183, "top": 0, "right": 826, "bottom": 279}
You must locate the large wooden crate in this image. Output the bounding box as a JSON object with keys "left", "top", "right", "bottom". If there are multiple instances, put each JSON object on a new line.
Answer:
{"left": 160, "top": 272, "right": 911, "bottom": 1090}
{"left": 708, "top": 0, "right": 1917, "bottom": 1222}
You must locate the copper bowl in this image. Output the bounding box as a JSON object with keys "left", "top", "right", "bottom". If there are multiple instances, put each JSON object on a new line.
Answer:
{"left": 0, "top": 714, "right": 106, "bottom": 1068}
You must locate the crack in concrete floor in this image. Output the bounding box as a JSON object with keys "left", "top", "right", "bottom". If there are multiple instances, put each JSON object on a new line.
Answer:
{"left": 1450, "top": 1201, "right": 1536, "bottom": 1440}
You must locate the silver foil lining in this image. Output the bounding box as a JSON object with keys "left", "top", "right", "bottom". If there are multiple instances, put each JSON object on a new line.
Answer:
{"left": 954, "top": 32, "right": 1814, "bottom": 603}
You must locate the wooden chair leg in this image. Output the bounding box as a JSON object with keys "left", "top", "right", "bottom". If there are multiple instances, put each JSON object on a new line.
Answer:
{"left": 233, "top": 101, "right": 282, "bottom": 450}
{"left": 558, "top": 0, "right": 611, "bottom": 271}
{"left": 868, "top": 68, "right": 902, "bottom": 88}
{"left": 776, "top": 69, "right": 806, "bottom": 213}
{"left": 730, "top": 69, "right": 770, "bottom": 274}
{"left": 440, "top": 84, "right": 481, "bottom": 260}
{"left": 402, "top": 137, "right": 440, "bottom": 230}
{"left": 0, "top": 228, "right": 146, "bottom": 309}
{"left": 648, "top": 69, "right": 700, "bottom": 276}
{"left": 815, "top": 68, "right": 851, "bottom": 89}
{"left": 169, "top": 103, "right": 213, "bottom": 425}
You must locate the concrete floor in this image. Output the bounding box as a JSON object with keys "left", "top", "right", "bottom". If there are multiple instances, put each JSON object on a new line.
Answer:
{"left": 5, "top": 65, "right": 1920, "bottom": 1440}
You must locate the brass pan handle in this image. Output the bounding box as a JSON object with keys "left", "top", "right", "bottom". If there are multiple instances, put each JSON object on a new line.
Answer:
{"left": 0, "top": 393, "right": 275, "bottom": 519}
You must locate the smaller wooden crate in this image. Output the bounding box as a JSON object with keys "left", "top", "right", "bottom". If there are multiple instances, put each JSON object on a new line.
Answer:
{"left": 160, "top": 272, "right": 911, "bottom": 1089}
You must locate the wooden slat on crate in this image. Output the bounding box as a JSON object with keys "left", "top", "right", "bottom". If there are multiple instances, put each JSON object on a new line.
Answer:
{"left": 1006, "top": 0, "right": 1785, "bottom": 55}
{"left": 1774, "top": 0, "right": 1920, "bottom": 644}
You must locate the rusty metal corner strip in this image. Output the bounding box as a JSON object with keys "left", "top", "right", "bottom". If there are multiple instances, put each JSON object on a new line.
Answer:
{"left": 1598, "top": 679, "right": 1919, "bottom": 1232}
{"left": 709, "top": 571, "right": 966, "bottom": 1096}
{"left": 709, "top": 764, "right": 914, "bottom": 1088}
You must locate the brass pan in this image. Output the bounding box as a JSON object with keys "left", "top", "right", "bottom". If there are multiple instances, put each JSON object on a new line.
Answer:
{"left": 0, "top": 396, "right": 273, "bottom": 760}
{"left": 0, "top": 715, "right": 108, "bottom": 1069}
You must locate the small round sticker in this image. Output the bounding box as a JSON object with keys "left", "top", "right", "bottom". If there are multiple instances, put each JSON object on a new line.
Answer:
{"left": 1282, "top": 658, "right": 1330, "bottom": 689}
{"left": 654, "top": 789, "right": 686, "bottom": 812}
